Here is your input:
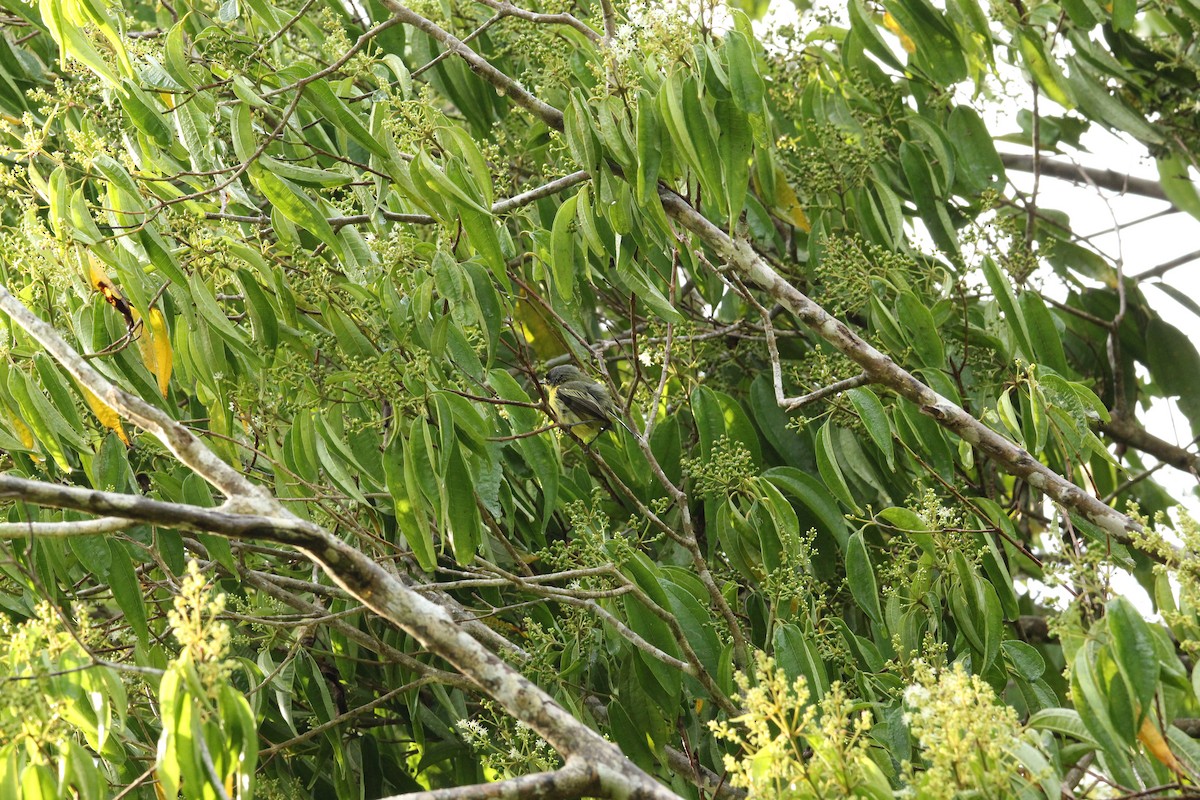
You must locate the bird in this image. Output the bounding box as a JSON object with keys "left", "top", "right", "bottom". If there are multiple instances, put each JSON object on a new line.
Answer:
{"left": 544, "top": 364, "right": 616, "bottom": 444}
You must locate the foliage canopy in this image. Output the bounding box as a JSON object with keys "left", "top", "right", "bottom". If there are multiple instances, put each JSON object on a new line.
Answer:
{"left": 2, "top": 0, "right": 1200, "bottom": 797}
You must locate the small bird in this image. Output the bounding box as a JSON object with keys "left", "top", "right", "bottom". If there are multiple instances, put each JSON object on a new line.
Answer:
{"left": 544, "top": 364, "right": 615, "bottom": 444}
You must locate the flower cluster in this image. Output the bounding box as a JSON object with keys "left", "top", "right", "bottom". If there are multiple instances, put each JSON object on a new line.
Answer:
{"left": 710, "top": 652, "right": 889, "bottom": 798}
{"left": 685, "top": 435, "right": 756, "bottom": 496}
{"left": 456, "top": 701, "right": 560, "bottom": 777}
{"left": 903, "top": 661, "right": 1034, "bottom": 799}
{"left": 168, "top": 560, "right": 235, "bottom": 692}
{"left": 606, "top": 0, "right": 712, "bottom": 75}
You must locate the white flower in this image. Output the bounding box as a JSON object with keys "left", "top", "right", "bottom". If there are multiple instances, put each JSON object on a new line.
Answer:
{"left": 903, "top": 683, "right": 930, "bottom": 708}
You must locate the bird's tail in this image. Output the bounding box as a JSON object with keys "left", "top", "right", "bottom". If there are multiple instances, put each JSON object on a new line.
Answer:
{"left": 611, "top": 415, "right": 639, "bottom": 438}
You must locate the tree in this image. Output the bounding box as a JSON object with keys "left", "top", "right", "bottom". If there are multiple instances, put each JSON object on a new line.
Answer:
{"left": 1, "top": 0, "right": 1200, "bottom": 796}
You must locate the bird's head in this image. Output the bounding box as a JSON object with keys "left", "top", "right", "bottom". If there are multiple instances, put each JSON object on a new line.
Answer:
{"left": 545, "top": 365, "right": 586, "bottom": 385}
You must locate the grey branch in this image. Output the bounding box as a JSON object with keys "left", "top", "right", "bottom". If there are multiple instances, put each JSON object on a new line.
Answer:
{"left": 785, "top": 374, "right": 872, "bottom": 411}
{"left": 1102, "top": 415, "right": 1200, "bottom": 476}
{"left": 1000, "top": 153, "right": 1169, "bottom": 202}
{"left": 379, "top": 0, "right": 565, "bottom": 129}
{"left": 0, "top": 516, "right": 135, "bottom": 536}
{"left": 0, "top": 302, "right": 682, "bottom": 799}
{"left": 1132, "top": 249, "right": 1200, "bottom": 281}
{"left": 755, "top": 292, "right": 871, "bottom": 410}
{"left": 378, "top": 758, "right": 598, "bottom": 800}
{"left": 655, "top": 189, "right": 1144, "bottom": 544}
{"left": 473, "top": 0, "right": 602, "bottom": 43}
{"left": 0, "top": 286, "right": 272, "bottom": 505}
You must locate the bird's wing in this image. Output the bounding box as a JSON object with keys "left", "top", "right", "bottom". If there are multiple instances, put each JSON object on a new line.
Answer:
{"left": 558, "top": 382, "right": 611, "bottom": 420}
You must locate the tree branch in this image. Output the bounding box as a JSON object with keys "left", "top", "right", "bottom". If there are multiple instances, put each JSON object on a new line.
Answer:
{"left": 0, "top": 287, "right": 272, "bottom": 505}
{"left": 655, "top": 189, "right": 1144, "bottom": 544}
{"left": 1102, "top": 415, "right": 1199, "bottom": 476}
{"left": 378, "top": 758, "right": 599, "bottom": 800}
{"left": 379, "top": 0, "right": 564, "bottom": 129}
{"left": 0, "top": 295, "right": 683, "bottom": 799}
{"left": 472, "top": 0, "right": 602, "bottom": 43}
{"left": 1132, "top": 249, "right": 1200, "bottom": 281}
{"left": 0, "top": 516, "right": 135, "bottom": 536}
{"left": 1000, "top": 153, "right": 1170, "bottom": 203}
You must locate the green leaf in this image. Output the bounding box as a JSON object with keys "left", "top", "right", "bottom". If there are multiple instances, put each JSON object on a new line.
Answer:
{"left": 1106, "top": 596, "right": 1158, "bottom": 719}
{"left": 949, "top": 551, "right": 1001, "bottom": 670}
{"left": 887, "top": 0, "right": 967, "bottom": 85}
{"left": 846, "top": 531, "right": 882, "bottom": 623}
{"left": 1002, "top": 640, "right": 1045, "bottom": 681}
{"left": 764, "top": 466, "right": 850, "bottom": 551}
{"left": 458, "top": 203, "right": 506, "bottom": 275}
{"left": 899, "top": 142, "right": 959, "bottom": 256}
{"left": 716, "top": 97, "right": 752, "bottom": 227}
{"left": 895, "top": 292, "right": 944, "bottom": 368}
{"left": 1072, "top": 642, "right": 1136, "bottom": 751}
{"left": 107, "top": 540, "right": 148, "bottom": 647}
{"left": 725, "top": 29, "right": 765, "bottom": 112}
{"left": 1111, "top": 0, "right": 1135, "bottom": 30}
{"left": 877, "top": 506, "right": 936, "bottom": 557}
{"left": 1028, "top": 708, "right": 1099, "bottom": 746}
{"left": 981, "top": 257, "right": 1035, "bottom": 361}
{"left": 635, "top": 89, "right": 663, "bottom": 204}
{"left": 848, "top": 0, "right": 907, "bottom": 72}
{"left": 614, "top": 242, "right": 683, "bottom": 323}
{"left": 847, "top": 387, "right": 894, "bottom": 470}
{"left": 1020, "top": 292, "right": 1069, "bottom": 374}
{"left": 39, "top": 0, "right": 122, "bottom": 87}
{"left": 444, "top": 442, "right": 481, "bottom": 563}
{"left": 249, "top": 166, "right": 343, "bottom": 260}
{"left": 550, "top": 193, "right": 579, "bottom": 301}
{"left": 1157, "top": 154, "right": 1200, "bottom": 222}
{"left": 948, "top": 106, "right": 1004, "bottom": 191}
{"left": 660, "top": 73, "right": 721, "bottom": 202}
{"left": 1146, "top": 318, "right": 1200, "bottom": 430}
{"left": 188, "top": 272, "right": 264, "bottom": 369}
{"left": 564, "top": 92, "right": 600, "bottom": 172}
{"left": 8, "top": 367, "right": 72, "bottom": 471}
{"left": 816, "top": 422, "right": 859, "bottom": 512}
{"left": 1017, "top": 31, "right": 1073, "bottom": 108}
{"left": 297, "top": 69, "right": 392, "bottom": 160}
{"left": 384, "top": 436, "right": 436, "bottom": 571}
{"left": 1064, "top": 57, "right": 1163, "bottom": 144}
{"left": 661, "top": 574, "right": 722, "bottom": 676}
{"left": 118, "top": 83, "right": 172, "bottom": 146}
{"left": 774, "top": 623, "right": 830, "bottom": 698}
{"left": 234, "top": 269, "right": 279, "bottom": 352}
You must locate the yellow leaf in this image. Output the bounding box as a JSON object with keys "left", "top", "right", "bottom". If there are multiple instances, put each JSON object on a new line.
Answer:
{"left": 773, "top": 173, "right": 811, "bottom": 232}
{"left": 883, "top": 12, "right": 917, "bottom": 54}
{"left": 515, "top": 296, "right": 568, "bottom": 363}
{"left": 1138, "top": 716, "right": 1186, "bottom": 776}
{"left": 80, "top": 384, "right": 130, "bottom": 446}
{"left": 7, "top": 408, "right": 34, "bottom": 449}
{"left": 85, "top": 250, "right": 135, "bottom": 326}
{"left": 138, "top": 308, "right": 173, "bottom": 397}
{"left": 86, "top": 250, "right": 109, "bottom": 291}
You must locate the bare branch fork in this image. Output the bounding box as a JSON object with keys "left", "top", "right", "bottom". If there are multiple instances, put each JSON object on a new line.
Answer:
{"left": 0, "top": 286, "right": 681, "bottom": 800}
